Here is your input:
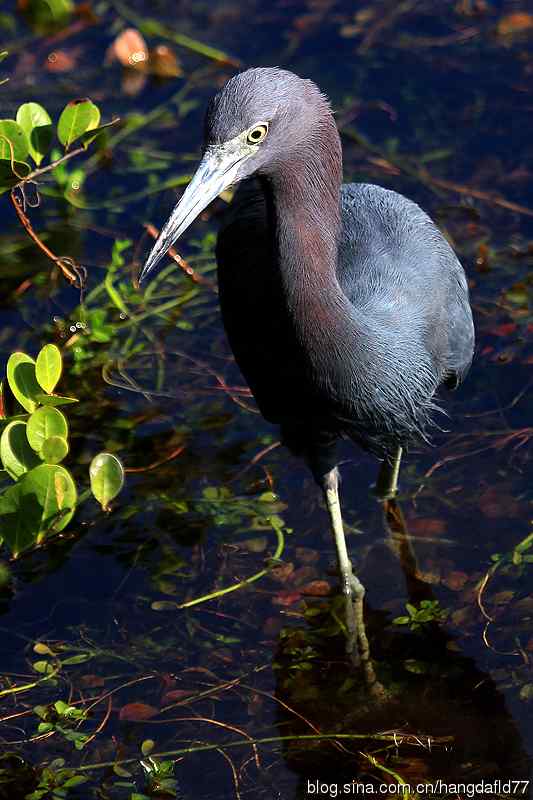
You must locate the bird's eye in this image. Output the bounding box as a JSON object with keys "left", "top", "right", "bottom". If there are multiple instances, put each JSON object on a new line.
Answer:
{"left": 246, "top": 123, "right": 269, "bottom": 145}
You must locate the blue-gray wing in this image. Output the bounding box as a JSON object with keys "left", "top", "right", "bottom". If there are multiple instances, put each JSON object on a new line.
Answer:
{"left": 338, "top": 183, "right": 474, "bottom": 388}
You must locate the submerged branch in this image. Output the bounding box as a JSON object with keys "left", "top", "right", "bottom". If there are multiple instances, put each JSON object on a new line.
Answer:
{"left": 76, "top": 730, "right": 454, "bottom": 773}
{"left": 177, "top": 517, "right": 285, "bottom": 609}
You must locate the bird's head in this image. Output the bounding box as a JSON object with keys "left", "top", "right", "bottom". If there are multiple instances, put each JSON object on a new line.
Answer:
{"left": 139, "top": 67, "right": 335, "bottom": 283}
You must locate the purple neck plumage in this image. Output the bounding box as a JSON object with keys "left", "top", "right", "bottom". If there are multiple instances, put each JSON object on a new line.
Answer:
{"left": 259, "top": 104, "right": 347, "bottom": 352}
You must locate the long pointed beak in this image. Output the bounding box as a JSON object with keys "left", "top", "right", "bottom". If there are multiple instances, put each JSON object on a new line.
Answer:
{"left": 138, "top": 147, "right": 246, "bottom": 284}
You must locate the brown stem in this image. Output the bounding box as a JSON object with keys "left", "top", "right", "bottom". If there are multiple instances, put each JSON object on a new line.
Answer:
{"left": 15, "top": 145, "right": 86, "bottom": 186}
{"left": 10, "top": 188, "right": 86, "bottom": 288}
{"left": 143, "top": 222, "right": 216, "bottom": 290}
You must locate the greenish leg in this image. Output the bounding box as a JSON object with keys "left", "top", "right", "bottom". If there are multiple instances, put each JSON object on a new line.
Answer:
{"left": 374, "top": 446, "right": 403, "bottom": 500}
{"left": 323, "top": 469, "right": 368, "bottom": 666}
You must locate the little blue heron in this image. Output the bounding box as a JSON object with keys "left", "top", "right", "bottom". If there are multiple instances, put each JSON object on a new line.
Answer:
{"left": 139, "top": 68, "right": 475, "bottom": 663}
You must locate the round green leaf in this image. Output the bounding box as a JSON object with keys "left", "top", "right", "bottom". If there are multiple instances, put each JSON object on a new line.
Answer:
{"left": 24, "top": 463, "right": 76, "bottom": 536}
{"left": 57, "top": 99, "right": 100, "bottom": 149}
{"left": 40, "top": 435, "right": 69, "bottom": 464}
{"left": 141, "top": 739, "right": 155, "bottom": 757}
{"left": 6, "top": 352, "right": 41, "bottom": 413}
{"left": 27, "top": 406, "right": 68, "bottom": 452}
{"left": 16, "top": 103, "right": 53, "bottom": 166}
{"left": 0, "top": 119, "right": 29, "bottom": 162}
{"left": 35, "top": 344, "right": 62, "bottom": 393}
{"left": 0, "top": 464, "right": 76, "bottom": 555}
{"left": 0, "top": 420, "right": 39, "bottom": 478}
{"left": 89, "top": 453, "right": 124, "bottom": 510}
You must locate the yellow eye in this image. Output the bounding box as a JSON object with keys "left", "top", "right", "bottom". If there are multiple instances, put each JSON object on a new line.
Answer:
{"left": 246, "top": 123, "right": 269, "bottom": 145}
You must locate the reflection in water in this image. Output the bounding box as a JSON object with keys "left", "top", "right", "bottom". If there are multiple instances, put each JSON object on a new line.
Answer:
{"left": 273, "top": 499, "right": 530, "bottom": 799}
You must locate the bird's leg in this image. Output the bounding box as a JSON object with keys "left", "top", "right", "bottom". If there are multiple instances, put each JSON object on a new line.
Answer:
{"left": 374, "top": 446, "right": 403, "bottom": 500}
{"left": 322, "top": 468, "right": 369, "bottom": 666}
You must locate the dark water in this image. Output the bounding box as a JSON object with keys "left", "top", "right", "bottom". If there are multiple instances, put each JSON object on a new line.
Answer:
{"left": 0, "top": 1, "right": 532, "bottom": 798}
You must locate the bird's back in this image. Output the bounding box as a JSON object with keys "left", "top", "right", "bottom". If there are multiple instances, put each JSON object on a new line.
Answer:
{"left": 338, "top": 183, "right": 474, "bottom": 387}
{"left": 216, "top": 180, "right": 474, "bottom": 455}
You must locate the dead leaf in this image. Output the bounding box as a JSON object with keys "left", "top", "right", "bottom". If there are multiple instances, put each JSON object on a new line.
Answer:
{"left": 79, "top": 674, "right": 105, "bottom": 688}
{"left": 161, "top": 689, "right": 192, "bottom": 705}
{"left": 150, "top": 45, "right": 182, "bottom": 78}
{"left": 269, "top": 562, "right": 294, "bottom": 583}
{"left": 46, "top": 50, "right": 78, "bottom": 73}
{"left": 291, "top": 566, "right": 318, "bottom": 586}
{"left": 443, "top": 571, "right": 469, "bottom": 591}
{"left": 497, "top": 13, "right": 533, "bottom": 37}
{"left": 119, "top": 702, "right": 158, "bottom": 721}
{"left": 272, "top": 590, "right": 301, "bottom": 607}
{"left": 300, "top": 580, "right": 332, "bottom": 597}
{"left": 407, "top": 517, "right": 446, "bottom": 537}
{"left": 107, "top": 28, "right": 148, "bottom": 69}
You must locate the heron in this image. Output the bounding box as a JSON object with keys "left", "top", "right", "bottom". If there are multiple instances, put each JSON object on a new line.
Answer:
{"left": 139, "top": 67, "right": 475, "bottom": 664}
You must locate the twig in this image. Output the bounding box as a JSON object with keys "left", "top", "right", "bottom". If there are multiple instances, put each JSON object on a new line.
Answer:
{"left": 76, "top": 731, "right": 455, "bottom": 772}
{"left": 143, "top": 223, "right": 216, "bottom": 290}
{"left": 341, "top": 124, "right": 533, "bottom": 218}
{"left": 10, "top": 188, "right": 87, "bottom": 288}
{"left": 15, "top": 145, "right": 85, "bottom": 186}
{"left": 146, "top": 716, "right": 261, "bottom": 770}
{"left": 215, "top": 746, "right": 242, "bottom": 800}
{"left": 124, "top": 444, "right": 186, "bottom": 473}
{"left": 418, "top": 167, "right": 533, "bottom": 218}
{"left": 358, "top": 0, "right": 418, "bottom": 54}
{"left": 177, "top": 517, "right": 285, "bottom": 609}
{"left": 82, "top": 695, "right": 113, "bottom": 747}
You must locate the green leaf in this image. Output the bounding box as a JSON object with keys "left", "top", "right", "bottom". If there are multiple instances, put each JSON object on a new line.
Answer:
{"left": 0, "top": 463, "right": 77, "bottom": 555}
{"left": 89, "top": 452, "right": 125, "bottom": 510}
{"left": 63, "top": 776, "right": 88, "bottom": 789}
{"left": 79, "top": 118, "right": 119, "bottom": 150}
{"left": 37, "top": 722, "right": 54, "bottom": 734}
{"left": 34, "top": 642, "right": 55, "bottom": 656}
{"left": 6, "top": 352, "right": 41, "bottom": 412}
{"left": 57, "top": 99, "right": 100, "bottom": 149}
{"left": 35, "top": 344, "right": 62, "bottom": 393}
{"left": 54, "top": 700, "right": 70, "bottom": 715}
{"left": 27, "top": 406, "right": 68, "bottom": 452}
{"left": 61, "top": 653, "right": 91, "bottom": 665}
{"left": 0, "top": 420, "right": 39, "bottom": 479}
{"left": 0, "top": 119, "right": 29, "bottom": 162}
{"left": 34, "top": 393, "right": 78, "bottom": 407}
{"left": 0, "top": 158, "right": 31, "bottom": 192}
{"left": 40, "top": 436, "right": 69, "bottom": 464}
{"left": 392, "top": 616, "right": 410, "bottom": 625}
{"left": 33, "top": 660, "right": 54, "bottom": 674}
{"left": 16, "top": 103, "right": 53, "bottom": 166}
{"left": 141, "top": 739, "right": 155, "bottom": 757}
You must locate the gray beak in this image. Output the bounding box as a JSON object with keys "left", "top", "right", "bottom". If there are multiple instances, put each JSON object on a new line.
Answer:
{"left": 138, "top": 146, "right": 246, "bottom": 284}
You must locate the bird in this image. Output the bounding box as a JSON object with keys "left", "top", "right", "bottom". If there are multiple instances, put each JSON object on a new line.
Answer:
{"left": 139, "top": 67, "right": 475, "bottom": 663}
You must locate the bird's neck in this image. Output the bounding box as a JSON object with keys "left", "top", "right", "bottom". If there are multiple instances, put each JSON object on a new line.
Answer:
{"left": 261, "top": 119, "right": 347, "bottom": 344}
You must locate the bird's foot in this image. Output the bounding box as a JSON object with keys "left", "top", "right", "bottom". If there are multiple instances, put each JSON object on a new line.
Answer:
{"left": 341, "top": 568, "right": 387, "bottom": 698}
{"left": 340, "top": 566, "right": 368, "bottom": 665}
